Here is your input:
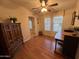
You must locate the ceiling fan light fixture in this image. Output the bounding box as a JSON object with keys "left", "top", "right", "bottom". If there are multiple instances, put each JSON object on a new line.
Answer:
{"left": 41, "top": 7, "right": 47, "bottom": 12}
{"left": 32, "top": 0, "right": 58, "bottom": 13}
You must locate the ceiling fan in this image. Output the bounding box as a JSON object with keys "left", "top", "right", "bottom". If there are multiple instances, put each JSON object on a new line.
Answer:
{"left": 32, "top": 0, "right": 58, "bottom": 13}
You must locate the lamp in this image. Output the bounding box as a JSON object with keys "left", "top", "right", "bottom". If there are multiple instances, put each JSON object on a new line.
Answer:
{"left": 41, "top": 7, "right": 47, "bottom": 12}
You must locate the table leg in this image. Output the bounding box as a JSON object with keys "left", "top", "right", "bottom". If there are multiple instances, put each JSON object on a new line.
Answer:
{"left": 54, "top": 39, "right": 57, "bottom": 52}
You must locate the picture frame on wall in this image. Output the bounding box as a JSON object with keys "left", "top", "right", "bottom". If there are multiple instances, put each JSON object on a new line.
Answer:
{"left": 71, "top": 11, "right": 79, "bottom": 25}
{"left": 71, "top": 11, "right": 76, "bottom": 25}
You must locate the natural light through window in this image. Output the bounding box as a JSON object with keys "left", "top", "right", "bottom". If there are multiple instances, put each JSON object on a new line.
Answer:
{"left": 44, "top": 17, "right": 51, "bottom": 31}
{"left": 53, "top": 16, "right": 63, "bottom": 33}
{"left": 29, "top": 20, "right": 32, "bottom": 29}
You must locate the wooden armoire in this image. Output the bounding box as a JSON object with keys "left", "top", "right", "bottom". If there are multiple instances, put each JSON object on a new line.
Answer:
{"left": 0, "top": 23, "right": 23, "bottom": 59}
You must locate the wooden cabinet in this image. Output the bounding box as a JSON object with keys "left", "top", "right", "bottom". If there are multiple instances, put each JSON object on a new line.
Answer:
{"left": 0, "top": 23, "right": 23, "bottom": 58}
{"left": 63, "top": 35, "right": 79, "bottom": 59}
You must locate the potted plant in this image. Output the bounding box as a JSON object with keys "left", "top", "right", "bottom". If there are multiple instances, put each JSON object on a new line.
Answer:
{"left": 10, "top": 16, "right": 17, "bottom": 23}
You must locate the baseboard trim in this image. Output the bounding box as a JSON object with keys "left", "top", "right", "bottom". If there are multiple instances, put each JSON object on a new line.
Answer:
{"left": 23, "top": 35, "right": 38, "bottom": 43}
{"left": 23, "top": 37, "right": 31, "bottom": 43}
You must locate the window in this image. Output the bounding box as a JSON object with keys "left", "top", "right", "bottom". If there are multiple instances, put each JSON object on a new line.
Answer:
{"left": 44, "top": 17, "right": 51, "bottom": 31}
{"left": 53, "top": 16, "right": 63, "bottom": 33}
{"left": 29, "top": 20, "right": 32, "bottom": 29}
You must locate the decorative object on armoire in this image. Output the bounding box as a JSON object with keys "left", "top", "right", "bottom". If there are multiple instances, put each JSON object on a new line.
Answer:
{"left": 0, "top": 23, "right": 23, "bottom": 59}
{"left": 9, "top": 16, "right": 17, "bottom": 23}
{"left": 72, "top": 11, "right": 79, "bottom": 25}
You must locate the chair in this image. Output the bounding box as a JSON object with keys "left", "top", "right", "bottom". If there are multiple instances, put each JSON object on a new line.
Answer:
{"left": 54, "top": 32, "right": 64, "bottom": 52}
{"left": 54, "top": 38, "right": 64, "bottom": 52}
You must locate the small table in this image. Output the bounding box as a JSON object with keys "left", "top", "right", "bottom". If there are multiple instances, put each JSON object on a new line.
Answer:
{"left": 54, "top": 32, "right": 64, "bottom": 52}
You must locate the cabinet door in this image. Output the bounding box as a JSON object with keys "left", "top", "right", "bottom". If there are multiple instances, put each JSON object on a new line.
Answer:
{"left": 63, "top": 35, "right": 79, "bottom": 59}
{"left": 3, "top": 24, "right": 10, "bottom": 31}
{"left": 16, "top": 24, "right": 23, "bottom": 38}
{"left": 17, "top": 24, "right": 23, "bottom": 44}
{"left": 2, "top": 24, "right": 14, "bottom": 55}
{"left": 2, "top": 24, "right": 13, "bottom": 44}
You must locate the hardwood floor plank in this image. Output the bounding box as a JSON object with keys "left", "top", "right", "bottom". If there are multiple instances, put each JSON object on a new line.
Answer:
{"left": 13, "top": 36, "right": 64, "bottom": 59}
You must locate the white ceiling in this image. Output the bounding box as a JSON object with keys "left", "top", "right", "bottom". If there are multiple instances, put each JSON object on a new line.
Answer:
{"left": 0, "top": 0, "right": 77, "bottom": 13}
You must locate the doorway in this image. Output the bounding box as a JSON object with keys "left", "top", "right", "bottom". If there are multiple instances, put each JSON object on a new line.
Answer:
{"left": 28, "top": 17, "right": 35, "bottom": 37}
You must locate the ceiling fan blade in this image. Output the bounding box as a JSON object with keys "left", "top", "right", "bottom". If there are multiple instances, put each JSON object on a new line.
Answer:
{"left": 49, "top": 3, "right": 58, "bottom": 6}
{"left": 32, "top": 7, "right": 41, "bottom": 13}
{"left": 32, "top": 6, "right": 42, "bottom": 10}
{"left": 32, "top": 8, "right": 39, "bottom": 10}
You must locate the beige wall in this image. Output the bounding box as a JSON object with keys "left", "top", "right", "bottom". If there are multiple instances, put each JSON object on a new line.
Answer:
{"left": 62, "top": 7, "right": 75, "bottom": 29}
{"left": 0, "top": 5, "right": 37, "bottom": 42}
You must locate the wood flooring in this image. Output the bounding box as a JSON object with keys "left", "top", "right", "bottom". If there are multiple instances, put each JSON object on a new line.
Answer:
{"left": 12, "top": 36, "right": 64, "bottom": 59}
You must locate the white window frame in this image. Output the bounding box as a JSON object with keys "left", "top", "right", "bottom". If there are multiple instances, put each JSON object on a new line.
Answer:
{"left": 44, "top": 17, "right": 51, "bottom": 31}
{"left": 53, "top": 16, "right": 63, "bottom": 33}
